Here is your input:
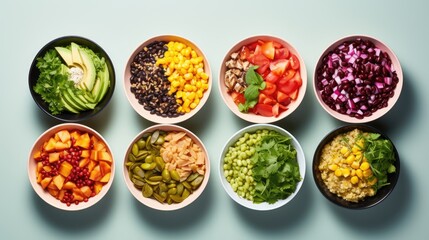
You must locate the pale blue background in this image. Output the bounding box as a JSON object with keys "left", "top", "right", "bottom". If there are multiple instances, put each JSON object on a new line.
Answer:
{"left": 1, "top": 0, "right": 427, "bottom": 239}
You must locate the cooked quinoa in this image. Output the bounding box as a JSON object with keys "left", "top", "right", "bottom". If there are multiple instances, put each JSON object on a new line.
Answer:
{"left": 318, "top": 129, "right": 376, "bottom": 202}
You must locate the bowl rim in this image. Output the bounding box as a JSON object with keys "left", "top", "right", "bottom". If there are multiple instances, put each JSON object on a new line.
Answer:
{"left": 312, "top": 124, "right": 400, "bottom": 209}
{"left": 123, "top": 34, "right": 212, "bottom": 124}
{"left": 313, "top": 34, "right": 403, "bottom": 123}
{"left": 122, "top": 124, "right": 210, "bottom": 211}
{"left": 218, "top": 34, "right": 307, "bottom": 124}
{"left": 28, "top": 35, "right": 116, "bottom": 122}
{"left": 218, "top": 123, "right": 306, "bottom": 211}
{"left": 27, "top": 123, "right": 115, "bottom": 211}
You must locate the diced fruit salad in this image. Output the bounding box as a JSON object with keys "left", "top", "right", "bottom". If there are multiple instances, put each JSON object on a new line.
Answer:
{"left": 224, "top": 39, "right": 303, "bottom": 117}
{"left": 33, "top": 129, "right": 113, "bottom": 206}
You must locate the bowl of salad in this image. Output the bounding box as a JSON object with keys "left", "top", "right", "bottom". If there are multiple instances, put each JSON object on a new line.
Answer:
{"left": 219, "top": 35, "right": 307, "bottom": 123}
{"left": 123, "top": 124, "right": 210, "bottom": 211}
{"left": 28, "top": 123, "right": 115, "bottom": 211}
{"left": 29, "top": 36, "right": 115, "bottom": 122}
{"left": 313, "top": 35, "right": 403, "bottom": 123}
{"left": 123, "top": 35, "right": 212, "bottom": 124}
{"left": 219, "top": 124, "right": 305, "bottom": 211}
{"left": 313, "top": 124, "right": 400, "bottom": 209}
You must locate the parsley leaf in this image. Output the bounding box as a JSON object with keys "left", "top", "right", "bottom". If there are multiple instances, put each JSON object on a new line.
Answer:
{"left": 238, "top": 66, "right": 266, "bottom": 113}
{"left": 251, "top": 131, "right": 302, "bottom": 204}
{"left": 361, "top": 133, "right": 396, "bottom": 191}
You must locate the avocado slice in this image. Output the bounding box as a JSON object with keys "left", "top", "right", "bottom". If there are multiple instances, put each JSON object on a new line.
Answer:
{"left": 71, "top": 42, "right": 83, "bottom": 66}
{"left": 61, "top": 91, "right": 84, "bottom": 113}
{"left": 55, "top": 47, "right": 73, "bottom": 66}
{"left": 64, "top": 88, "right": 90, "bottom": 110}
{"left": 96, "top": 62, "right": 110, "bottom": 102}
{"left": 78, "top": 48, "right": 96, "bottom": 92}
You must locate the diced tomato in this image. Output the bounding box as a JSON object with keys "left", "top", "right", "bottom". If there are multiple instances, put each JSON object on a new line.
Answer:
{"left": 270, "top": 59, "right": 289, "bottom": 76}
{"left": 276, "top": 91, "right": 291, "bottom": 105}
{"left": 260, "top": 81, "right": 277, "bottom": 96}
{"left": 261, "top": 41, "right": 275, "bottom": 60}
{"left": 278, "top": 69, "right": 296, "bottom": 87}
{"left": 259, "top": 93, "right": 276, "bottom": 105}
{"left": 265, "top": 72, "right": 280, "bottom": 83}
{"left": 292, "top": 72, "right": 302, "bottom": 87}
{"left": 273, "top": 41, "right": 283, "bottom": 49}
{"left": 256, "top": 63, "right": 270, "bottom": 75}
{"left": 254, "top": 104, "right": 274, "bottom": 117}
{"left": 278, "top": 79, "right": 299, "bottom": 95}
{"left": 230, "top": 91, "right": 245, "bottom": 105}
{"left": 275, "top": 47, "right": 290, "bottom": 60}
{"left": 272, "top": 103, "right": 289, "bottom": 117}
{"left": 246, "top": 41, "right": 259, "bottom": 51}
{"left": 289, "top": 88, "right": 300, "bottom": 100}
{"left": 247, "top": 52, "right": 270, "bottom": 68}
{"left": 289, "top": 54, "right": 300, "bottom": 70}
{"left": 239, "top": 46, "right": 250, "bottom": 60}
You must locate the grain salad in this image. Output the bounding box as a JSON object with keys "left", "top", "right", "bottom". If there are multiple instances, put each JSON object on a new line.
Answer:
{"left": 318, "top": 129, "right": 376, "bottom": 202}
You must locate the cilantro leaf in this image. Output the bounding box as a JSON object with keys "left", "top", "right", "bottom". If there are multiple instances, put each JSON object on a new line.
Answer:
{"left": 251, "top": 131, "right": 302, "bottom": 204}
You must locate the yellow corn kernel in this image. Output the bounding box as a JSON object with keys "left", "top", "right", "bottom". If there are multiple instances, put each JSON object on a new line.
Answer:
{"left": 196, "top": 89, "right": 203, "bottom": 98}
{"left": 190, "top": 102, "right": 197, "bottom": 109}
{"left": 363, "top": 169, "right": 373, "bottom": 178}
{"left": 193, "top": 98, "right": 200, "bottom": 105}
{"left": 356, "top": 139, "right": 364, "bottom": 148}
{"left": 200, "top": 72, "right": 209, "bottom": 80}
{"left": 354, "top": 152, "right": 362, "bottom": 161}
{"left": 356, "top": 169, "right": 363, "bottom": 179}
{"left": 184, "top": 73, "right": 194, "bottom": 81}
{"left": 368, "top": 177, "right": 377, "bottom": 186}
{"left": 171, "top": 80, "right": 180, "bottom": 88}
{"left": 342, "top": 168, "right": 350, "bottom": 177}
{"left": 346, "top": 155, "right": 355, "bottom": 165}
{"left": 334, "top": 169, "right": 342, "bottom": 177}
{"left": 328, "top": 164, "right": 339, "bottom": 171}
{"left": 352, "top": 145, "right": 360, "bottom": 153}
{"left": 351, "top": 169, "right": 356, "bottom": 176}
{"left": 340, "top": 146, "right": 350, "bottom": 157}
{"left": 191, "top": 50, "right": 197, "bottom": 58}
{"left": 350, "top": 176, "right": 359, "bottom": 184}
{"left": 360, "top": 162, "right": 370, "bottom": 171}
{"left": 351, "top": 161, "right": 360, "bottom": 169}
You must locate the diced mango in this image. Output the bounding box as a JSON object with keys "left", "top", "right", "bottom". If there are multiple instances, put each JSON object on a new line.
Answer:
{"left": 99, "top": 161, "right": 111, "bottom": 176}
{"left": 75, "top": 133, "right": 91, "bottom": 149}
{"left": 56, "top": 130, "right": 71, "bottom": 143}
{"left": 70, "top": 131, "right": 81, "bottom": 142}
{"left": 49, "top": 152, "right": 60, "bottom": 163}
{"left": 81, "top": 150, "right": 91, "bottom": 158}
{"left": 47, "top": 180, "right": 57, "bottom": 190}
{"left": 90, "top": 150, "right": 98, "bottom": 161}
{"left": 44, "top": 138, "right": 57, "bottom": 152}
{"left": 94, "top": 142, "right": 106, "bottom": 151}
{"left": 80, "top": 186, "right": 92, "bottom": 198}
{"left": 94, "top": 182, "right": 103, "bottom": 194}
{"left": 73, "top": 191, "right": 84, "bottom": 202}
{"left": 53, "top": 175, "right": 65, "bottom": 190}
{"left": 33, "top": 150, "right": 42, "bottom": 160}
{"left": 98, "top": 151, "right": 112, "bottom": 162}
{"left": 43, "top": 165, "right": 52, "bottom": 172}
{"left": 79, "top": 158, "right": 90, "bottom": 168}
{"left": 89, "top": 165, "right": 102, "bottom": 181}
{"left": 48, "top": 188, "right": 59, "bottom": 198}
{"left": 63, "top": 181, "right": 77, "bottom": 190}
{"left": 87, "top": 160, "right": 97, "bottom": 172}
{"left": 36, "top": 162, "right": 43, "bottom": 173}
{"left": 58, "top": 190, "right": 66, "bottom": 200}
{"left": 99, "top": 173, "right": 111, "bottom": 183}
{"left": 59, "top": 161, "right": 73, "bottom": 177}
{"left": 54, "top": 141, "right": 70, "bottom": 151}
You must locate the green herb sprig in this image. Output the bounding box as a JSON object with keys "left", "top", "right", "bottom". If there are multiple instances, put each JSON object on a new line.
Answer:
{"left": 238, "top": 66, "right": 266, "bottom": 112}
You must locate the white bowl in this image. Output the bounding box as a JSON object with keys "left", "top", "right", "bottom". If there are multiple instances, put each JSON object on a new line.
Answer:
{"left": 28, "top": 123, "right": 115, "bottom": 211}
{"left": 219, "top": 35, "right": 307, "bottom": 123}
{"left": 123, "top": 124, "right": 210, "bottom": 211}
{"left": 219, "top": 124, "right": 305, "bottom": 210}
{"left": 123, "top": 35, "right": 212, "bottom": 124}
{"left": 313, "top": 35, "right": 403, "bottom": 123}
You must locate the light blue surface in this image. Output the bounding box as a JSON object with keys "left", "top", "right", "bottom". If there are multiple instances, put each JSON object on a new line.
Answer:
{"left": 1, "top": 0, "right": 427, "bottom": 239}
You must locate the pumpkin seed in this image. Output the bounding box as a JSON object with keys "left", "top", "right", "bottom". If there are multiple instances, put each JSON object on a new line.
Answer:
{"left": 133, "top": 166, "right": 145, "bottom": 178}
{"left": 170, "top": 194, "right": 183, "bottom": 203}
{"left": 186, "top": 172, "right": 199, "bottom": 182}
{"left": 162, "top": 169, "right": 171, "bottom": 182}
{"left": 148, "top": 175, "right": 163, "bottom": 182}
{"left": 191, "top": 175, "right": 204, "bottom": 189}
{"left": 132, "top": 143, "right": 139, "bottom": 156}
{"left": 142, "top": 184, "right": 153, "bottom": 198}
{"left": 170, "top": 170, "right": 180, "bottom": 181}
{"left": 182, "top": 188, "right": 191, "bottom": 199}
{"left": 151, "top": 130, "right": 160, "bottom": 145}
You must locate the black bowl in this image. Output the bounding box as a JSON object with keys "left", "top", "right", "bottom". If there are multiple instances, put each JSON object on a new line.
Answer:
{"left": 313, "top": 124, "right": 400, "bottom": 209}
{"left": 29, "top": 36, "right": 115, "bottom": 122}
